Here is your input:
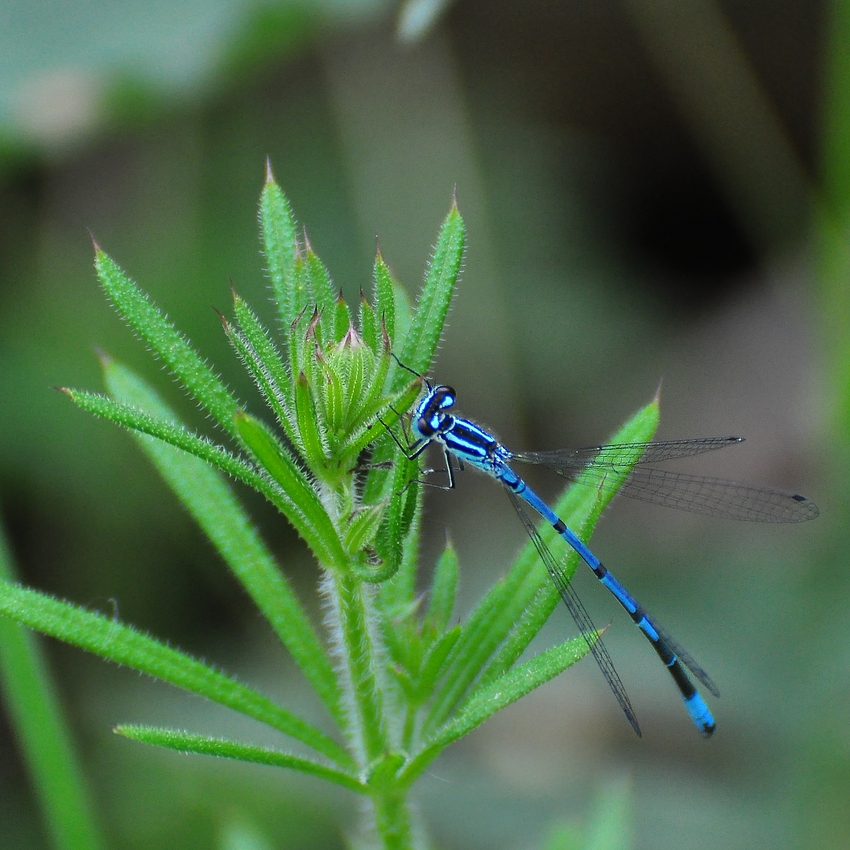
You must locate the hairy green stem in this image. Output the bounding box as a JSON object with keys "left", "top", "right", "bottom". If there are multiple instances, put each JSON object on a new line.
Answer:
{"left": 328, "top": 567, "right": 419, "bottom": 848}
{"left": 371, "top": 786, "right": 414, "bottom": 850}
{"left": 331, "top": 570, "right": 390, "bottom": 766}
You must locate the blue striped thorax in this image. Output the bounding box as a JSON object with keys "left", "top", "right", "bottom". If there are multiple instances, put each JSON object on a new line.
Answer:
{"left": 413, "top": 385, "right": 508, "bottom": 474}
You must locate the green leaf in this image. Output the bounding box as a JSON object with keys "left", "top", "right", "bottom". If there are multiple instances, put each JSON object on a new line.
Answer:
{"left": 224, "top": 319, "right": 291, "bottom": 438}
{"left": 94, "top": 248, "right": 240, "bottom": 436}
{"left": 396, "top": 199, "right": 464, "bottom": 383}
{"left": 0, "top": 581, "right": 352, "bottom": 768}
{"left": 393, "top": 278, "right": 413, "bottom": 352}
{"left": 359, "top": 292, "right": 379, "bottom": 356}
{"left": 376, "top": 450, "right": 424, "bottom": 617}
{"left": 343, "top": 504, "right": 386, "bottom": 558}
{"left": 402, "top": 636, "right": 590, "bottom": 786}
{"left": 382, "top": 617, "right": 420, "bottom": 690}
{"left": 102, "top": 359, "right": 345, "bottom": 730}
{"left": 319, "top": 359, "right": 346, "bottom": 437}
{"left": 115, "top": 726, "right": 366, "bottom": 794}
{"left": 288, "top": 305, "right": 313, "bottom": 387}
{"left": 348, "top": 349, "right": 392, "bottom": 451}
{"left": 332, "top": 290, "right": 351, "bottom": 344}
{"left": 0, "top": 526, "right": 106, "bottom": 850}
{"left": 425, "top": 542, "right": 458, "bottom": 635}
{"left": 234, "top": 412, "right": 348, "bottom": 569}
{"left": 304, "top": 237, "right": 337, "bottom": 320}
{"left": 372, "top": 249, "right": 397, "bottom": 346}
{"left": 424, "top": 573, "right": 531, "bottom": 732}
{"left": 294, "top": 371, "right": 329, "bottom": 468}
{"left": 416, "top": 625, "right": 461, "bottom": 699}
{"left": 230, "top": 292, "right": 295, "bottom": 440}
{"left": 260, "top": 165, "right": 299, "bottom": 330}
{"left": 372, "top": 449, "right": 419, "bottom": 583}
{"left": 340, "top": 343, "right": 368, "bottom": 432}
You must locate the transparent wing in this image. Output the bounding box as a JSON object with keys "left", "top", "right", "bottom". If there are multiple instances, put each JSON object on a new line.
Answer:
{"left": 504, "top": 487, "right": 642, "bottom": 737}
{"left": 515, "top": 437, "right": 818, "bottom": 523}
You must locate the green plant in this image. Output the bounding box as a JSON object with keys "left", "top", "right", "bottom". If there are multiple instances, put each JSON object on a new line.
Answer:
{"left": 0, "top": 165, "right": 656, "bottom": 849}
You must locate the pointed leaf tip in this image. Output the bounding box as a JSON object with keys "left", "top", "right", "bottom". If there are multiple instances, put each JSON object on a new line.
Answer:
{"left": 88, "top": 228, "right": 101, "bottom": 253}
{"left": 653, "top": 381, "right": 664, "bottom": 403}
{"left": 264, "top": 156, "right": 275, "bottom": 184}
{"left": 92, "top": 345, "right": 113, "bottom": 367}
{"left": 451, "top": 185, "right": 459, "bottom": 210}
{"left": 212, "top": 306, "right": 230, "bottom": 331}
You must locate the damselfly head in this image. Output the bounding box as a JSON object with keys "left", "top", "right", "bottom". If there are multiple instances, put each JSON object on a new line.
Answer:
{"left": 431, "top": 386, "right": 456, "bottom": 410}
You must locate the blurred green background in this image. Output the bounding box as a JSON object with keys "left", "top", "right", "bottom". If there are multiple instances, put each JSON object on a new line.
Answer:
{"left": 0, "top": 1, "right": 846, "bottom": 848}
